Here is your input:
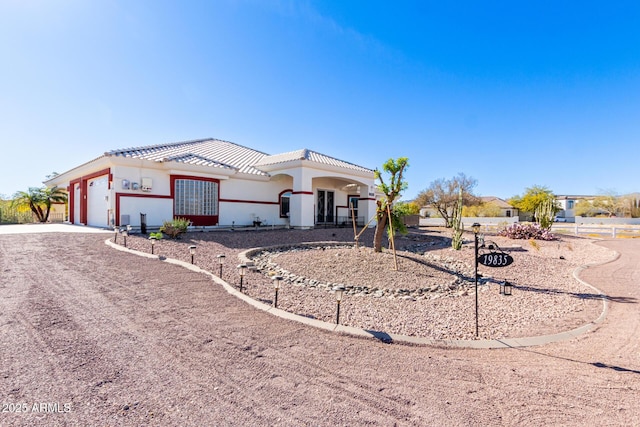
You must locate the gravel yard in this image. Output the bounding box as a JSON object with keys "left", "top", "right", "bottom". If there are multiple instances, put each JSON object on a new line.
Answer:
{"left": 122, "top": 227, "right": 614, "bottom": 340}
{"left": 1, "top": 227, "right": 638, "bottom": 426}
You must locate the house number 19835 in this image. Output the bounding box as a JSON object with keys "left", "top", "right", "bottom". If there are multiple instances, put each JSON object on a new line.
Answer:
{"left": 478, "top": 252, "right": 514, "bottom": 267}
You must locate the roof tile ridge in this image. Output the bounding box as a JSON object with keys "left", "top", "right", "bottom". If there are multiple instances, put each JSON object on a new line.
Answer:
{"left": 106, "top": 137, "right": 216, "bottom": 156}
{"left": 304, "top": 148, "right": 373, "bottom": 171}
{"left": 161, "top": 152, "right": 237, "bottom": 169}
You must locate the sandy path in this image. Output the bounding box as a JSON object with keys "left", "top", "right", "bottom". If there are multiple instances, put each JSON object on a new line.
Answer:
{"left": 0, "top": 233, "right": 638, "bottom": 426}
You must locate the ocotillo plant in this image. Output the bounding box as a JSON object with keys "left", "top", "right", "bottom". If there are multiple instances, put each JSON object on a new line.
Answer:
{"left": 451, "top": 187, "right": 464, "bottom": 250}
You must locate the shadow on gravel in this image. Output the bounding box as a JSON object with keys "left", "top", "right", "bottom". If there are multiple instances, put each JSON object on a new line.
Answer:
{"left": 512, "top": 284, "right": 637, "bottom": 304}
{"left": 500, "top": 343, "right": 640, "bottom": 376}
{"left": 365, "top": 330, "right": 393, "bottom": 344}
{"left": 592, "top": 362, "right": 640, "bottom": 375}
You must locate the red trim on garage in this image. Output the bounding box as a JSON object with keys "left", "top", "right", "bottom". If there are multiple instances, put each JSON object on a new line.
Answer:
{"left": 292, "top": 190, "right": 313, "bottom": 195}
{"left": 68, "top": 168, "right": 111, "bottom": 225}
{"left": 69, "top": 179, "right": 79, "bottom": 224}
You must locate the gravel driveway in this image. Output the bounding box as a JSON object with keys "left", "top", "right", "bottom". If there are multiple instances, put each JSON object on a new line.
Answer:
{"left": 1, "top": 227, "right": 639, "bottom": 426}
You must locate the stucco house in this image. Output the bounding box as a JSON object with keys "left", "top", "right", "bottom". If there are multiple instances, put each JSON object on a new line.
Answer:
{"left": 555, "top": 195, "right": 596, "bottom": 222}
{"left": 420, "top": 196, "right": 517, "bottom": 219}
{"left": 44, "top": 138, "right": 378, "bottom": 230}
{"left": 478, "top": 196, "right": 518, "bottom": 218}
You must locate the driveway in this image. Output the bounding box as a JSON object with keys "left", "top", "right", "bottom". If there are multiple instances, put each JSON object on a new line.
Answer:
{"left": 0, "top": 232, "right": 638, "bottom": 426}
{"left": 0, "top": 223, "right": 113, "bottom": 235}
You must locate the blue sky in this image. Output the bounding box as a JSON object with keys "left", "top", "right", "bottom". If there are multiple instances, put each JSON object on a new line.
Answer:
{"left": 1, "top": 0, "right": 638, "bottom": 201}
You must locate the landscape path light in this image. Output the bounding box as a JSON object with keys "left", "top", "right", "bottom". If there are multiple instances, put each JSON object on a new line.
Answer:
{"left": 272, "top": 275, "right": 283, "bottom": 308}
{"left": 122, "top": 227, "right": 129, "bottom": 248}
{"left": 238, "top": 264, "right": 247, "bottom": 292}
{"left": 472, "top": 222, "right": 481, "bottom": 337}
{"left": 149, "top": 236, "right": 157, "bottom": 254}
{"left": 189, "top": 245, "right": 197, "bottom": 264}
{"left": 113, "top": 226, "right": 118, "bottom": 244}
{"left": 333, "top": 285, "right": 346, "bottom": 325}
{"left": 217, "top": 254, "right": 226, "bottom": 277}
{"left": 500, "top": 281, "right": 513, "bottom": 296}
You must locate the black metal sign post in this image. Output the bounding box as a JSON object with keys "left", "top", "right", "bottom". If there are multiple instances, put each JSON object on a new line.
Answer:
{"left": 474, "top": 233, "right": 516, "bottom": 337}
{"left": 474, "top": 230, "right": 479, "bottom": 336}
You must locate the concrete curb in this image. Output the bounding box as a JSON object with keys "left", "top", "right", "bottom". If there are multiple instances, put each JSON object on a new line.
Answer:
{"left": 105, "top": 238, "right": 618, "bottom": 349}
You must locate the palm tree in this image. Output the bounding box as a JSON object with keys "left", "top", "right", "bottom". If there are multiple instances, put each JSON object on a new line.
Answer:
{"left": 41, "top": 186, "right": 67, "bottom": 222}
{"left": 11, "top": 186, "right": 67, "bottom": 223}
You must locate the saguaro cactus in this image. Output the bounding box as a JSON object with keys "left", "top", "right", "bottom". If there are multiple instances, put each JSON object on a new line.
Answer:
{"left": 535, "top": 197, "right": 556, "bottom": 230}
{"left": 451, "top": 187, "right": 464, "bottom": 250}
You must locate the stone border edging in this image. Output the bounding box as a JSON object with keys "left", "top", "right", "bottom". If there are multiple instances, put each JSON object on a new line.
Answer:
{"left": 105, "top": 239, "right": 618, "bottom": 349}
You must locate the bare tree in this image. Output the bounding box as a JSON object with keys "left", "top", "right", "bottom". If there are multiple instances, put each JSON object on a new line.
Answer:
{"left": 415, "top": 173, "right": 478, "bottom": 227}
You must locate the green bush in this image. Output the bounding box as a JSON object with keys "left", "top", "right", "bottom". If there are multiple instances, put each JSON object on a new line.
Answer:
{"left": 160, "top": 217, "right": 191, "bottom": 239}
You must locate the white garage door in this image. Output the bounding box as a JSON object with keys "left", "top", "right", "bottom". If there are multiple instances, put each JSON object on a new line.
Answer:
{"left": 87, "top": 176, "right": 109, "bottom": 227}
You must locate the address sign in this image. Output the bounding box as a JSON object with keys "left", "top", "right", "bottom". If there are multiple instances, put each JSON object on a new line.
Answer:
{"left": 477, "top": 252, "right": 514, "bottom": 268}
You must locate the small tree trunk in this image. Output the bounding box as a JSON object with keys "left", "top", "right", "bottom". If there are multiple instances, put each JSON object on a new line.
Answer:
{"left": 43, "top": 206, "right": 52, "bottom": 223}
{"left": 373, "top": 214, "right": 387, "bottom": 252}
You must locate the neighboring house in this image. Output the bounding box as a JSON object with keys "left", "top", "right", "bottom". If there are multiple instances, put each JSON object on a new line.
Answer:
{"left": 44, "top": 138, "right": 378, "bottom": 229}
{"left": 555, "top": 195, "right": 596, "bottom": 222}
{"left": 478, "top": 196, "right": 518, "bottom": 218}
{"left": 420, "top": 196, "right": 517, "bottom": 218}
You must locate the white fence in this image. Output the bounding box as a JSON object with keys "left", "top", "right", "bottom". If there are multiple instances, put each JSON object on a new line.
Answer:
{"left": 551, "top": 223, "right": 640, "bottom": 238}
{"left": 420, "top": 217, "right": 519, "bottom": 227}
{"left": 574, "top": 216, "right": 640, "bottom": 226}
{"left": 419, "top": 217, "right": 640, "bottom": 238}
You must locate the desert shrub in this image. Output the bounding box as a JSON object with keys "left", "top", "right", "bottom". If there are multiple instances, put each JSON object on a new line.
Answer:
{"left": 498, "top": 223, "right": 556, "bottom": 241}
{"left": 160, "top": 217, "right": 191, "bottom": 239}
{"left": 149, "top": 232, "right": 163, "bottom": 240}
{"left": 529, "top": 238, "right": 540, "bottom": 251}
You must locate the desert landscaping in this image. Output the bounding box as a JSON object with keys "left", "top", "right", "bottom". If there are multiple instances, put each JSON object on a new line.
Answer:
{"left": 1, "top": 225, "right": 639, "bottom": 426}
{"left": 121, "top": 227, "right": 614, "bottom": 342}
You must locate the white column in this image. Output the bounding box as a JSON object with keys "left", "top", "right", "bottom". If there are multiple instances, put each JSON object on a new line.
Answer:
{"left": 290, "top": 170, "right": 314, "bottom": 229}
{"left": 361, "top": 184, "right": 378, "bottom": 228}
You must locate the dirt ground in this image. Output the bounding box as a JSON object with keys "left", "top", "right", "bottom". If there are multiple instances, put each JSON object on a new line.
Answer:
{"left": 1, "top": 231, "right": 639, "bottom": 426}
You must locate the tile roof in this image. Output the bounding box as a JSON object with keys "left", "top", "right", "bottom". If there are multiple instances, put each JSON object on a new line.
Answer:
{"left": 480, "top": 196, "right": 514, "bottom": 208}
{"left": 106, "top": 138, "right": 269, "bottom": 176}
{"left": 106, "top": 138, "right": 373, "bottom": 176}
{"left": 255, "top": 148, "right": 373, "bottom": 173}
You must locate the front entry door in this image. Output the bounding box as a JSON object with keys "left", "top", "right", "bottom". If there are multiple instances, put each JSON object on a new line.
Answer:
{"left": 317, "top": 190, "right": 334, "bottom": 224}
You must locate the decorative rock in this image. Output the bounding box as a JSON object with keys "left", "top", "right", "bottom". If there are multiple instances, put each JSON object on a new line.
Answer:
{"left": 249, "top": 242, "right": 485, "bottom": 300}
